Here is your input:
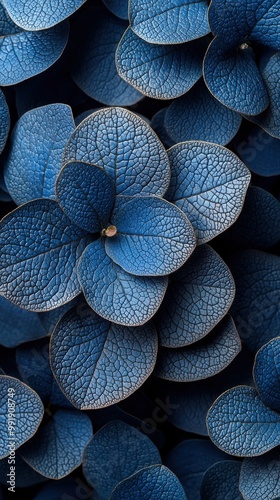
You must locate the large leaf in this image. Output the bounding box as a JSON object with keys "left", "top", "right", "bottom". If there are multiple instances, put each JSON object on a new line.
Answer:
{"left": 63, "top": 107, "right": 170, "bottom": 197}
{"left": 50, "top": 304, "right": 158, "bottom": 409}
{"left": 110, "top": 465, "right": 187, "bottom": 500}
{"left": 83, "top": 421, "right": 161, "bottom": 498}
{"left": 240, "top": 449, "right": 280, "bottom": 500}
{"left": 201, "top": 461, "right": 243, "bottom": 500}
{"left": 166, "top": 141, "right": 250, "bottom": 243}
{"left": 4, "top": 104, "right": 75, "bottom": 205}
{"left": 254, "top": 338, "right": 280, "bottom": 412}
{"left": 0, "top": 375, "right": 44, "bottom": 459}
{"left": 129, "top": 0, "right": 210, "bottom": 44}
{"left": 155, "top": 244, "right": 235, "bottom": 348}
{"left": 78, "top": 239, "right": 168, "bottom": 326}
{"left": 21, "top": 410, "right": 93, "bottom": 479}
{"left": 155, "top": 315, "right": 241, "bottom": 381}
{"left": 116, "top": 27, "right": 206, "bottom": 99}
{"left": 207, "top": 386, "right": 280, "bottom": 456}
{"left": 105, "top": 196, "right": 196, "bottom": 276}
{"left": 0, "top": 199, "right": 91, "bottom": 311}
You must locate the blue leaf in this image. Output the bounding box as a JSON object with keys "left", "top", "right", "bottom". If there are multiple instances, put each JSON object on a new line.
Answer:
{"left": 166, "top": 141, "right": 251, "bottom": 243}
{"left": 207, "top": 386, "right": 280, "bottom": 456}
{"left": 110, "top": 465, "right": 187, "bottom": 500}
{"left": 0, "top": 199, "right": 91, "bottom": 311}
{"left": 0, "top": 375, "right": 44, "bottom": 459}
{"left": 105, "top": 196, "right": 196, "bottom": 276}
{"left": 240, "top": 449, "right": 280, "bottom": 500}
{"left": 165, "top": 79, "right": 242, "bottom": 145}
{"left": 102, "top": 0, "right": 128, "bottom": 19}
{"left": 129, "top": 0, "right": 210, "bottom": 44}
{"left": 83, "top": 421, "right": 161, "bottom": 498}
{"left": 116, "top": 27, "right": 206, "bottom": 99}
{"left": 38, "top": 295, "right": 82, "bottom": 335}
{"left": 71, "top": 7, "right": 143, "bottom": 105}
{"left": 0, "top": 4, "right": 69, "bottom": 85}
{"left": 3, "top": 0, "right": 86, "bottom": 30}
{"left": 63, "top": 107, "right": 170, "bottom": 197}
{"left": 50, "top": 304, "right": 158, "bottom": 409}
{"left": 4, "top": 104, "right": 75, "bottom": 205}
{"left": 0, "top": 89, "right": 9, "bottom": 154}
{"left": 155, "top": 244, "right": 235, "bottom": 348}
{"left": 56, "top": 162, "right": 115, "bottom": 233}
{"left": 155, "top": 315, "right": 241, "bottom": 381}
{"left": 150, "top": 109, "right": 176, "bottom": 149}
{"left": 254, "top": 338, "right": 280, "bottom": 412}
{"left": 21, "top": 409, "right": 93, "bottom": 479}
{"left": 33, "top": 477, "right": 92, "bottom": 500}
{"left": 0, "top": 453, "right": 46, "bottom": 488}
{"left": 0, "top": 296, "right": 46, "bottom": 348}
{"left": 201, "top": 461, "right": 243, "bottom": 500}
{"left": 166, "top": 439, "right": 232, "bottom": 500}
{"left": 77, "top": 239, "right": 168, "bottom": 326}
{"left": 229, "top": 250, "right": 280, "bottom": 352}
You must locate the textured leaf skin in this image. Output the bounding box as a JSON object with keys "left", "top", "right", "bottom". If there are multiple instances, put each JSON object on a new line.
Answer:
{"left": 155, "top": 244, "right": 235, "bottom": 347}
{"left": 63, "top": 107, "right": 170, "bottom": 197}
{"left": 150, "top": 109, "right": 175, "bottom": 149}
{"left": 0, "top": 4, "right": 69, "bottom": 85}
{"left": 166, "top": 439, "right": 232, "bottom": 499}
{"left": 83, "top": 421, "right": 161, "bottom": 498}
{"left": 3, "top": 0, "right": 85, "bottom": 30}
{"left": 254, "top": 338, "right": 280, "bottom": 412}
{"left": 71, "top": 8, "right": 143, "bottom": 105}
{"left": 229, "top": 250, "right": 280, "bottom": 352}
{"left": 56, "top": 162, "right": 115, "bottom": 233}
{"left": 50, "top": 304, "right": 158, "bottom": 409}
{"left": 38, "top": 295, "right": 81, "bottom": 335}
{"left": 0, "top": 296, "right": 46, "bottom": 348}
{"left": 207, "top": 386, "right": 280, "bottom": 456}
{"left": 201, "top": 460, "right": 243, "bottom": 500}
{"left": 0, "top": 375, "right": 44, "bottom": 459}
{"left": 166, "top": 141, "right": 251, "bottom": 243}
{"left": 116, "top": 27, "right": 206, "bottom": 99}
{"left": 165, "top": 79, "right": 242, "bottom": 145}
{"left": 129, "top": 0, "right": 210, "bottom": 44}
{"left": 4, "top": 104, "right": 75, "bottom": 205}
{"left": 103, "top": 0, "right": 128, "bottom": 19}
{"left": 155, "top": 315, "right": 241, "bottom": 381}
{"left": 105, "top": 196, "right": 196, "bottom": 276}
{"left": 0, "top": 199, "right": 92, "bottom": 311}
{"left": 0, "top": 89, "right": 9, "bottom": 154}
{"left": 0, "top": 453, "right": 46, "bottom": 488}
{"left": 240, "top": 449, "right": 280, "bottom": 500}
{"left": 78, "top": 239, "right": 168, "bottom": 326}
{"left": 21, "top": 410, "right": 93, "bottom": 479}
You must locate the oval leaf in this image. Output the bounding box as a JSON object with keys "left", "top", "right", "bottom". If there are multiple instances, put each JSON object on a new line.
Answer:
{"left": 166, "top": 141, "right": 251, "bottom": 243}
{"left": 201, "top": 461, "right": 243, "bottom": 500}
{"left": 240, "top": 449, "right": 280, "bottom": 500}
{"left": 50, "top": 304, "right": 158, "bottom": 409}
{"left": 254, "top": 338, "right": 280, "bottom": 412}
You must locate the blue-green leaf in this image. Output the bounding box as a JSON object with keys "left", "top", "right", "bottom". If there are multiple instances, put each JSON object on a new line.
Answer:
{"left": 201, "top": 461, "right": 243, "bottom": 500}
{"left": 254, "top": 338, "right": 280, "bottom": 412}
{"left": 240, "top": 449, "right": 280, "bottom": 500}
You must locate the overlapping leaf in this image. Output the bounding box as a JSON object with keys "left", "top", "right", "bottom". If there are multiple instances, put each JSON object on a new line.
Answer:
{"left": 0, "top": 89, "right": 9, "bottom": 153}
{"left": 254, "top": 338, "right": 280, "bottom": 412}
{"left": 102, "top": 0, "right": 128, "bottom": 19}
{"left": 0, "top": 453, "right": 46, "bottom": 488}
{"left": 201, "top": 461, "right": 243, "bottom": 500}
{"left": 240, "top": 449, "right": 280, "bottom": 500}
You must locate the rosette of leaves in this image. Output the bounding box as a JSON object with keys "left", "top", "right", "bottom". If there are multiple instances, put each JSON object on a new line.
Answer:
{"left": 0, "top": 105, "right": 250, "bottom": 409}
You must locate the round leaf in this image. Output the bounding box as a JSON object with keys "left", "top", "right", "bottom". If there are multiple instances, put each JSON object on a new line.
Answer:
{"left": 254, "top": 338, "right": 280, "bottom": 412}
{"left": 201, "top": 461, "right": 243, "bottom": 500}
{"left": 240, "top": 449, "right": 280, "bottom": 500}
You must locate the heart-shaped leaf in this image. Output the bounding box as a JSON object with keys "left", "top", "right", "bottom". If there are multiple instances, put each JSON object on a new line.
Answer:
{"left": 4, "top": 104, "right": 75, "bottom": 205}
{"left": 240, "top": 449, "right": 280, "bottom": 500}
{"left": 102, "top": 0, "right": 128, "bottom": 19}
{"left": 21, "top": 410, "right": 93, "bottom": 479}
{"left": 166, "top": 141, "right": 251, "bottom": 243}
{"left": 0, "top": 375, "right": 44, "bottom": 459}
{"left": 78, "top": 239, "right": 168, "bottom": 326}
{"left": 155, "top": 315, "right": 241, "bottom": 381}
{"left": 63, "top": 107, "right": 170, "bottom": 197}
{"left": 155, "top": 244, "right": 235, "bottom": 348}
{"left": 50, "top": 304, "right": 158, "bottom": 409}
{"left": 83, "top": 421, "right": 161, "bottom": 498}
{"left": 116, "top": 27, "right": 206, "bottom": 99}
{"left": 0, "top": 199, "right": 91, "bottom": 311}
{"left": 207, "top": 386, "right": 280, "bottom": 456}
{"left": 129, "top": 0, "right": 210, "bottom": 44}
{"left": 201, "top": 461, "right": 243, "bottom": 500}
{"left": 254, "top": 338, "right": 280, "bottom": 412}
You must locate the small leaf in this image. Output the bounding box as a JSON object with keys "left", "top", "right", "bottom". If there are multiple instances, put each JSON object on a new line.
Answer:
{"left": 83, "top": 421, "right": 161, "bottom": 498}
{"left": 110, "top": 465, "right": 187, "bottom": 500}
{"left": 240, "top": 449, "right": 280, "bottom": 500}
{"left": 155, "top": 315, "right": 241, "bottom": 381}
{"left": 129, "top": 0, "right": 210, "bottom": 44}
{"left": 0, "top": 199, "right": 91, "bottom": 311}
{"left": 207, "top": 386, "right": 280, "bottom": 456}
{"left": 50, "top": 304, "right": 158, "bottom": 409}
{"left": 166, "top": 141, "right": 251, "bottom": 243}
{"left": 254, "top": 338, "right": 280, "bottom": 412}
{"left": 102, "top": 0, "right": 128, "bottom": 19}
{"left": 63, "top": 107, "right": 170, "bottom": 197}
{"left": 4, "top": 104, "right": 75, "bottom": 205}
{"left": 105, "top": 196, "right": 196, "bottom": 276}
{"left": 21, "top": 410, "right": 93, "bottom": 479}
{"left": 116, "top": 27, "right": 206, "bottom": 99}
{"left": 201, "top": 461, "right": 243, "bottom": 500}
{"left": 0, "top": 89, "right": 9, "bottom": 154}
{"left": 0, "top": 375, "right": 44, "bottom": 459}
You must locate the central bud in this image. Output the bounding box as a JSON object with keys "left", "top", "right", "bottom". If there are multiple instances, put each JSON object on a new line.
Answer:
{"left": 101, "top": 225, "right": 117, "bottom": 237}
